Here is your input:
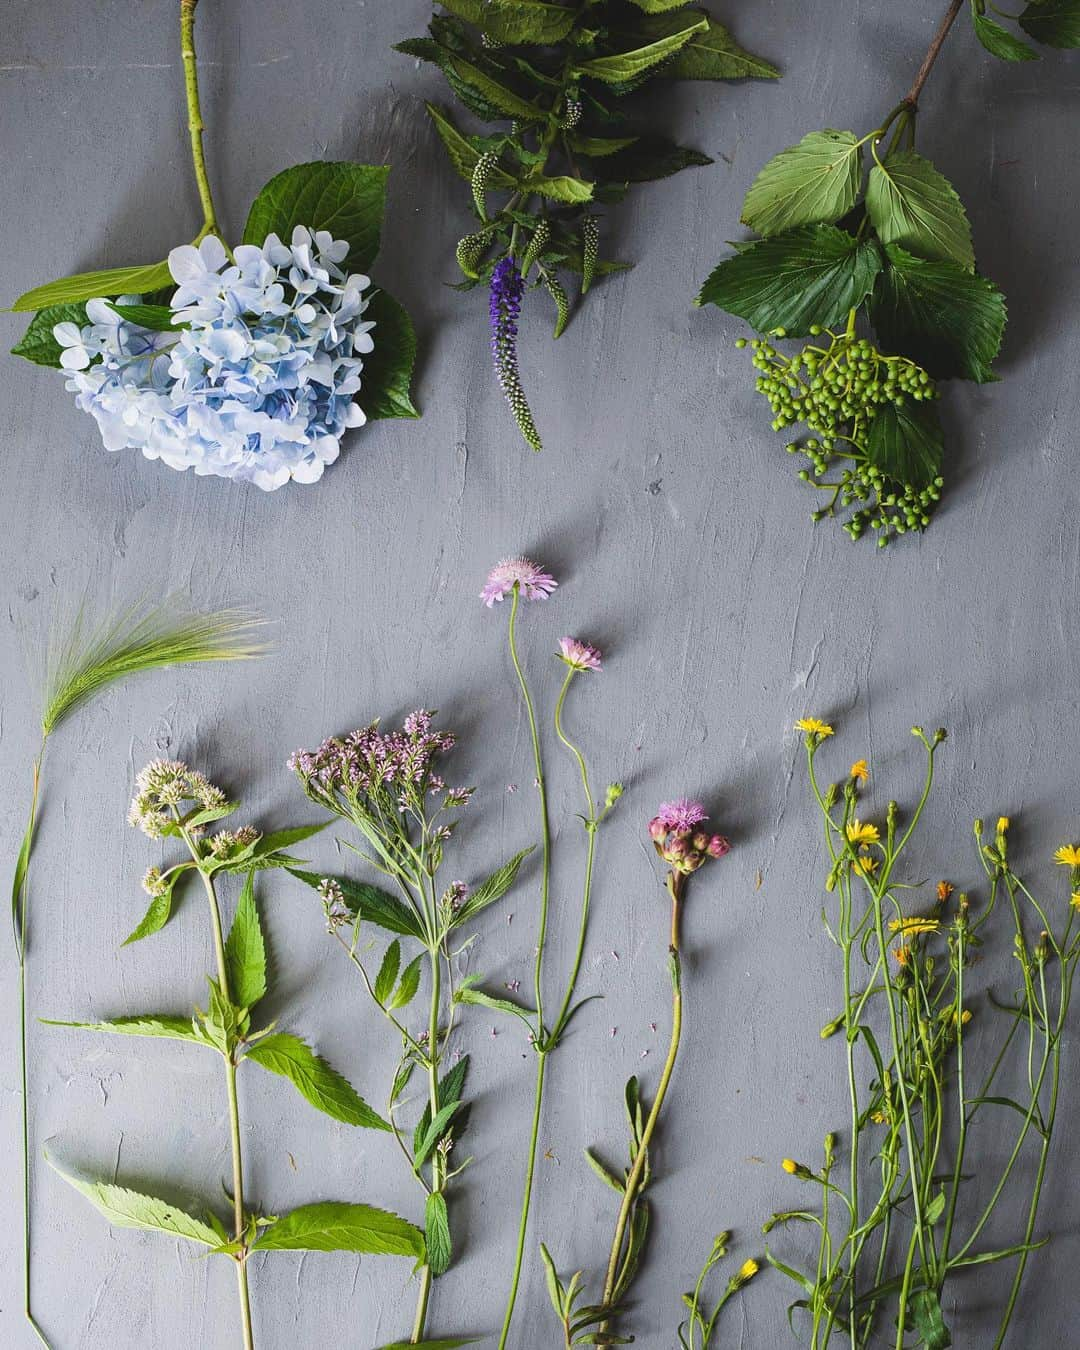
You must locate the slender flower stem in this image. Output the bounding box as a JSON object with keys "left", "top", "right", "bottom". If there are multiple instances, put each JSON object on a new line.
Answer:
{"left": 17, "top": 744, "right": 50, "bottom": 1347}
{"left": 602, "top": 875, "right": 685, "bottom": 1313}
{"left": 412, "top": 944, "right": 444, "bottom": 1344}
{"left": 498, "top": 1049, "right": 548, "bottom": 1350}
{"left": 180, "top": 0, "right": 221, "bottom": 237}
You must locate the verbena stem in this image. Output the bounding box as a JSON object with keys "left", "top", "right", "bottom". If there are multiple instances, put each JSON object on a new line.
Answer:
{"left": 180, "top": 0, "right": 221, "bottom": 238}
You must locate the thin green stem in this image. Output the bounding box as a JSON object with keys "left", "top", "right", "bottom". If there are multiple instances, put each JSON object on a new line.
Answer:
{"left": 497, "top": 1050, "right": 547, "bottom": 1350}
{"left": 412, "top": 946, "right": 444, "bottom": 1343}
{"left": 180, "top": 0, "right": 221, "bottom": 236}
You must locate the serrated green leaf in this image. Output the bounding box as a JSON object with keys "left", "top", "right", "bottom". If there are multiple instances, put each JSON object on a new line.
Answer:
{"left": 105, "top": 301, "right": 184, "bottom": 332}
{"left": 50, "top": 1162, "right": 219, "bottom": 1245}
{"left": 1019, "top": 0, "right": 1080, "bottom": 48}
{"left": 866, "top": 150, "right": 974, "bottom": 270}
{"left": 243, "top": 162, "right": 388, "bottom": 275}
{"left": 290, "top": 869, "right": 425, "bottom": 938}
{"left": 224, "top": 873, "right": 267, "bottom": 1010}
{"left": 12, "top": 260, "right": 176, "bottom": 312}
{"left": 455, "top": 848, "right": 533, "bottom": 925}
{"left": 973, "top": 12, "right": 1040, "bottom": 59}
{"left": 742, "top": 130, "right": 862, "bottom": 237}
{"left": 455, "top": 980, "right": 536, "bottom": 1027}
{"left": 425, "top": 103, "right": 518, "bottom": 184}
{"left": 11, "top": 303, "right": 88, "bottom": 368}
{"left": 575, "top": 17, "right": 708, "bottom": 84}
{"left": 869, "top": 244, "right": 1006, "bottom": 383}
{"left": 122, "top": 868, "right": 191, "bottom": 946}
{"left": 438, "top": 0, "right": 576, "bottom": 44}
{"left": 696, "top": 225, "right": 881, "bottom": 337}
{"left": 414, "top": 1056, "right": 471, "bottom": 1152}
{"left": 252, "top": 1201, "right": 424, "bottom": 1257}
{"left": 529, "top": 175, "right": 595, "bottom": 205}
{"left": 425, "top": 1192, "right": 452, "bottom": 1276}
{"left": 569, "top": 134, "right": 639, "bottom": 157}
{"left": 390, "top": 953, "right": 424, "bottom": 1010}
{"left": 42, "top": 1014, "right": 201, "bottom": 1043}
{"left": 244, "top": 1032, "right": 389, "bottom": 1130}
{"left": 414, "top": 1102, "right": 464, "bottom": 1170}
{"left": 375, "top": 940, "right": 402, "bottom": 1005}
{"left": 445, "top": 54, "right": 543, "bottom": 119}
{"left": 374, "top": 1341, "right": 480, "bottom": 1350}
{"left": 363, "top": 289, "right": 420, "bottom": 420}
{"left": 586, "top": 136, "right": 711, "bottom": 183}
{"left": 864, "top": 397, "right": 944, "bottom": 490}
{"left": 645, "top": 14, "right": 779, "bottom": 80}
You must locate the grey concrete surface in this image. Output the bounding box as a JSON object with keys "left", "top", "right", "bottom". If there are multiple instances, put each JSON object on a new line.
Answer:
{"left": 2, "top": 1, "right": 1080, "bottom": 1346}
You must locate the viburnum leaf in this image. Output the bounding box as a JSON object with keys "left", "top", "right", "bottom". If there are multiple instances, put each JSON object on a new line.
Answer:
{"left": 869, "top": 244, "right": 1006, "bottom": 383}
{"left": 424, "top": 103, "right": 516, "bottom": 185}
{"left": 695, "top": 225, "right": 881, "bottom": 337}
{"left": 1019, "top": 0, "right": 1080, "bottom": 48}
{"left": 741, "top": 130, "right": 862, "bottom": 236}
{"left": 865, "top": 150, "right": 975, "bottom": 271}
{"left": 865, "top": 397, "right": 944, "bottom": 490}
{"left": 972, "top": 12, "right": 1040, "bottom": 60}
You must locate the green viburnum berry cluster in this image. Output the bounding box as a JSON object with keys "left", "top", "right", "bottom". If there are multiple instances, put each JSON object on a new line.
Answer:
{"left": 399, "top": 0, "right": 777, "bottom": 450}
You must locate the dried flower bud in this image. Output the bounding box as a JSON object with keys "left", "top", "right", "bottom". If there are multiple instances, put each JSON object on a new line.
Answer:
{"left": 318, "top": 878, "right": 351, "bottom": 931}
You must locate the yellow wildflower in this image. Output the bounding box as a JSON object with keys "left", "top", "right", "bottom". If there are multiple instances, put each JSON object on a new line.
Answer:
{"left": 853, "top": 851, "right": 878, "bottom": 877}
{"left": 889, "top": 916, "right": 940, "bottom": 937}
{"left": 850, "top": 759, "right": 869, "bottom": 783}
{"left": 846, "top": 819, "right": 880, "bottom": 846}
{"left": 732, "top": 1258, "right": 760, "bottom": 1289}
{"left": 781, "top": 1158, "right": 798, "bottom": 1174}
{"left": 796, "top": 717, "right": 834, "bottom": 739}
{"left": 997, "top": 816, "right": 1010, "bottom": 834}
{"left": 893, "top": 943, "right": 912, "bottom": 967}
{"left": 1072, "top": 892, "right": 1080, "bottom": 911}
{"left": 870, "top": 1110, "right": 888, "bottom": 1124}
{"left": 936, "top": 881, "right": 954, "bottom": 904}
{"left": 1055, "top": 845, "right": 1080, "bottom": 867}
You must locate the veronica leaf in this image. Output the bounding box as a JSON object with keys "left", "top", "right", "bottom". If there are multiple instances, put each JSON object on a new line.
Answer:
{"left": 741, "top": 130, "right": 862, "bottom": 236}
{"left": 695, "top": 225, "right": 881, "bottom": 337}
{"left": 11, "top": 303, "right": 88, "bottom": 368}
{"left": 251, "top": 1201, "right": 424, "bottom": 1257}
{"left": 290, "top": 869, "right": 425, "bottom": 938}
{"left": 363, "top": 289, "right": 420, "bottom": 420}
{"left": 587, "top": 136, "right": 711, "bottom": 183}
{"left": 425, "top": 103, "right": 516, "bottom": 184}
{"left": 569, "top": 135, "right": 639, "bottom": 157}
{"left": 529, "top": 176, "right": 595, "bottom": 205}
{"left": 455, "top": 848, "right": 533, "bottom": 924}
{"left": 243, "top": 162, "right": 389, "bottom": 274}
{"left": 575, "top": 18, "right": 708, "bottom": 84}
{"left": 973, "top": 12, "right": 1040, "bottom": 60}
{"left": 1019, "top": 0, "right": 1080, "bottom": 47}
{"left": 864, "top": 397, "right": 944, "bottom": 490}
{"left": 865, "top": 150, "right": 974, "bottom": 270}
{"left": 244, "top": 1032, "right": 389, "bottom": 1130}
{"left": 425, "top": 1192, "right": 452, "bottom": 1277}
{"left": 444, "top": 55, "right": 543, "bottom": 120}
{"left": 50, "top": 1162, "right": 219, "bottom": 1245}
{"left": 12, "top": 260, "right": 176, "bottom": 312}
{"left": 646, "top": 14, "right": 779, "bottom": 80}
{"left": 224, "top": 873, "right": 267, "bottom": 1010}
{"left": 42, "top": 1014, "right": 201, "bottom": 1043}
{"left": 869, "top": 244, "right": 1006, "bottom": 383}
{"left": 438, "top": 0, "right": 576, "bottom": 44}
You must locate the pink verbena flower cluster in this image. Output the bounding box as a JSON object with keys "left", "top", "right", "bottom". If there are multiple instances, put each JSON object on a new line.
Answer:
{"left": 649, "top": 798, "right": 730, "bottom": 875}
{"left": 289, "top": 710, "right": 471, "bottom": 818}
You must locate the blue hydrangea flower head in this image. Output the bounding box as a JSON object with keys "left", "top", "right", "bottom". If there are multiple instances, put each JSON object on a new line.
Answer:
{"left": 54, "top": 227, "right": 376, "bottom": 490}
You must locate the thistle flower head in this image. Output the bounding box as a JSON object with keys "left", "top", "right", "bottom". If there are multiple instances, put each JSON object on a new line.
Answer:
{"left": 558, "top": 637, "right": 602, "bottom": 672}
{"left": 481, "top": 557, "right": 557, "bottom": 607}
{"left": 489, "top": 257, "right": 542, "bottom": 451}
{"left": 649, "top": 799, "right": 730, "bottom": 875}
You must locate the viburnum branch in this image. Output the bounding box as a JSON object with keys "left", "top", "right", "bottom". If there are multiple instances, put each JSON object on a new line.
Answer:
{"left": 906, "top": 0, "right": 966, "bottom": 109}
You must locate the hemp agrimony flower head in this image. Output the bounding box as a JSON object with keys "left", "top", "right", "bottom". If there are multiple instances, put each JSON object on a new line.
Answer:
{"left": 127, "top": 759, "right": 229, "bottom": 837}
{"left": 649, "top": 799, "right": 731, "bottom": 875}
{"left": 398, "top": 0, "right": 776, "bottom": 452}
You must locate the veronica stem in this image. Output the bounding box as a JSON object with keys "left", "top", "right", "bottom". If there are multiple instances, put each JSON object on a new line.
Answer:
{"left": 601, "top": 874, "right": 685, "bottom": 1313}
{"left": 18, "top": 743, "right": 50, "bottom": 1347}
{"left": 179, "top": 0, "right": 221, "bottom": 237}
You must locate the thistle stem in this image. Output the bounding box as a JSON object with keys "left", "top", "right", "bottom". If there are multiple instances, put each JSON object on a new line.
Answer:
{"left": 180, "top": 0, "right": 221, "bottom": 237}
{"left": 601, "top": 876, "right": 685, "bottom": 1316}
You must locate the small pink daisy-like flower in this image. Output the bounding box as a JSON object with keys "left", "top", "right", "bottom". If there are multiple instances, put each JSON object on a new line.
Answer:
{"left": 481, "top": 557, "right": 558, "bottom": 607}
{"left": 558, "top": 637, "right": 602, "bottom": 672}
{"left": 654, "top": 798, "right": 708, "bottom": 833}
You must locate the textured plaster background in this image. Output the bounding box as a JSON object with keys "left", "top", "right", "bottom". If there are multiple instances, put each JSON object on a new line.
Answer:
{"left": 2, "top": 1, "right": 1080, "bottom": 1346}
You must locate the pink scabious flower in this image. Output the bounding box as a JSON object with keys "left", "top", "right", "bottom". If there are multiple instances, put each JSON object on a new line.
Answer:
{"left": 558, "top": 637, "right": 602, "bottom": 672}
{"left": 649, "top": 798, "right": 730, "bottom": 875}
{"left": 481, "top": 557, "right": 558, "bottom": 607}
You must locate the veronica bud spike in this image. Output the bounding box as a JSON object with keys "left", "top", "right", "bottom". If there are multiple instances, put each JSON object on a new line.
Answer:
{"left": 520, "top": 220, "right": 551, "bottom": 278}
{"left": 456, "top": 232, "right": 488, "bottom": 280}
{"left": 581, "top": 215, "right": 599, "bottom": 296}
{"left": 489, "top": 258, "right": 542, "bottom": 451}
{"left": 542, "top": 270, "right": 570, "bottom": 339}
{"left": 472, "top": 151, "right": 499, "bottom": 220}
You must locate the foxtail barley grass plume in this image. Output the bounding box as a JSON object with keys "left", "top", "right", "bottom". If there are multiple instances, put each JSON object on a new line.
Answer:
{"left": 12, "top": 598, "right": 265, "bottom": 1344}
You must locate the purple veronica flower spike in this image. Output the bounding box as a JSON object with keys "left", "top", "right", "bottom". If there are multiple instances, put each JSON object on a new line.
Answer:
{"left": 490, "top": 257, "right": 542, "bottom": 452}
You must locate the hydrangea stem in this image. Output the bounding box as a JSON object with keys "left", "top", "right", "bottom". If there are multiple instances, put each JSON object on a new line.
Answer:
{"left": 180, "top": 0, "right": 221, "bottom": 237}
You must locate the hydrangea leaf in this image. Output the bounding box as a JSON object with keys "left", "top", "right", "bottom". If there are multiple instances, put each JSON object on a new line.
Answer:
{"left": 437, "top": 0, "right": 576, "bottom": 44}
{"left": 585, "top": 135, "right": 711, "bottom": 183}
{"left": 243, "top": 162, "right": 389, "bottom": 276}
{"left": 865, "top": 398, "right": 944, "bottom": 491}
{"left": 243, "top": 1031, "right": 390, "bottom": 1130}
{"left": 1019, "top": 0, "right": 1080, "bottom": 47}
{"left": 11, "top": 261, "right": 175, "bottom": 313}
{"left": 105, "top": 302, "right": 184, "bottom": 332}
{"left": 574, "top": 18, "right": 708, "bottom": 84}
{"left": 869, "top": 244, "right": 1006, "bottom": 383}
{"left": 250, "top": 1201, "right": 424, "bottom": 1257}
{"left": 50, "top": 1162, "right": 220, "bottom": 1245}
{"left": 972, "top": 12, "right": 1040, "bottom": 60}
{"left": 425, "top": 1192, "right": 452, "bottom": 1277}
{"left": 741, "top": 131, "right": 862, "bottom": 237}
{"left": 695, "top": 225, "right": 882, "bottom": 337}
{"left": 362, "top": 289, "right": 419, "bottom": 420}
{"left": 224, "top": 874, "right": 267, "bottom": 1011}
{"left": 641, "top": 13, "right": 779, "bottom": 80}
{"left": 865, "top": 150, "right": 975, "bottom": 271}
{"left": 11, "top": 303, "right": 87, "bottom": 368}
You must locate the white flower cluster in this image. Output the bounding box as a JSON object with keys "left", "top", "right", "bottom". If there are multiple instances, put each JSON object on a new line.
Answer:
{"left": 55, "top": 229, "right": 376, "bottom": 490}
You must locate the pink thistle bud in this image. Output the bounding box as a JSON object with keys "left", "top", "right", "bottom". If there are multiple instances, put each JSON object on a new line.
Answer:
{"left": 708, "top": 835, "right": 731, "bottom": 859}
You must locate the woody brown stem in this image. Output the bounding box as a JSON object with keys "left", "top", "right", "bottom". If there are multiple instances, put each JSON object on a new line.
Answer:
{"left": 905, "top": 0, "right": 965, "bottom": 109}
